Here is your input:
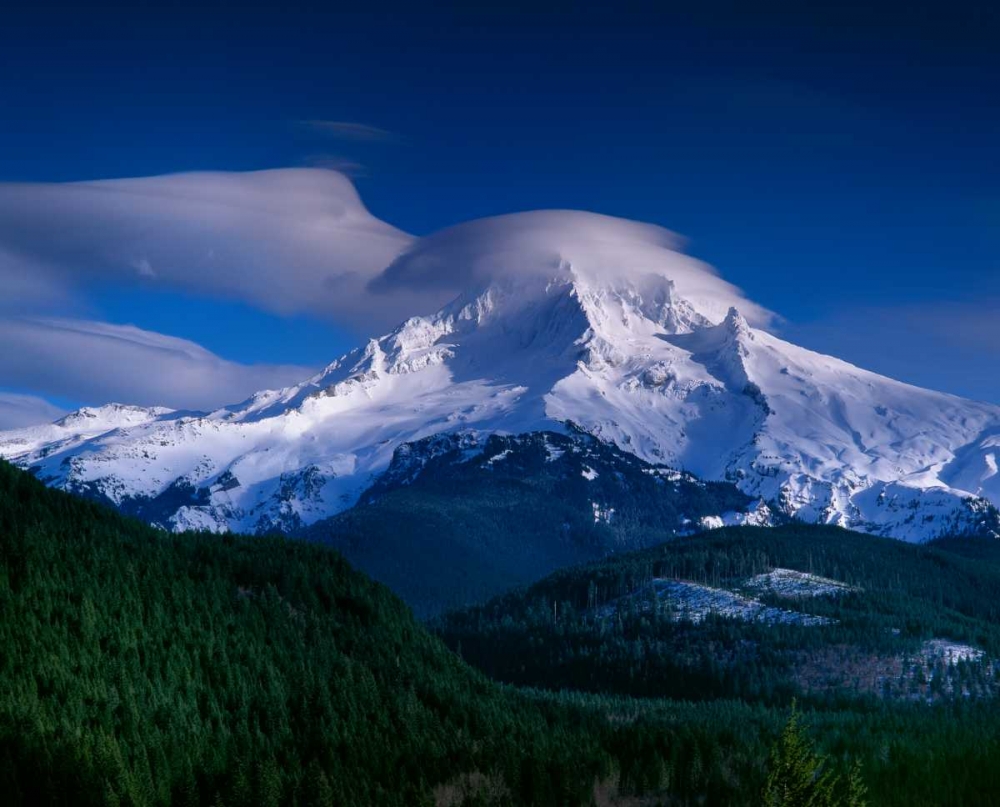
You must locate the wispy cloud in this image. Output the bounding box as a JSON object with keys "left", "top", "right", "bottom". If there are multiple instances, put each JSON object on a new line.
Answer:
{"left": 0, "top": 168, "right": 778, "bottom": 419}
{"left": 0, "top": 167, "right": 455, "bottom": 416}
{"left": 301, "top": 154, "right": 368, "bottom": 177}
{"left": 0, "top": 391, "right": 66, "bottom": 430}
{"left": 299, "top": 120, "right": 399, "bottom": 142}
{"left": 0, "top": 168, "right": 447, "bottom": 332}
{"left": 0, "top": 317, "right": 313, "bottom": 412}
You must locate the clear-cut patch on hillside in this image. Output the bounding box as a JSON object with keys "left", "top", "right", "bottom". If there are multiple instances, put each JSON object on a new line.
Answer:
{"left": 596, "top": 578, "right": 835, "bottom": 626}
{"left": 744, "top": 568, "right": 860, "bottom": 599}
{"left": 793, "top": 638, "right": 992, "bottom": 703}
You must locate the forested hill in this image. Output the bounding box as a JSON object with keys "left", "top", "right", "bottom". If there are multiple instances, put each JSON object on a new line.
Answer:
{"left": 436, "top": 524, "right": 1000, "bottom": 704}
{"left": 7, "top": 457, "right": 1000, "bottom": 806}
{"left": 0, "top": 456, "right": 882, "bottom": 807}
{"left": 0, "top": 459, "right": 619, "bottom": 806}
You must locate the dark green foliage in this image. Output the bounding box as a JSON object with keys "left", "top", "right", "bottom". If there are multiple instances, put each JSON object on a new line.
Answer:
{"left": 6, "top": 456, "right": 1000, "bottom": 805}
{"left": 762, "top": 704, "right": 869, "bottom": 807}
{"left": 437, "top": 525, "right": 1000, "bottom": 805}
{"left": 845, "top": 759, "right": 868, "bottom": 807}
{"left": 436, "top": 524, "right": 1000, "bottom": 704}
{"left": 0, "top": 457, "right": 849, "bottom": 807}
{"left": 0, "top": 459, "right": 621, "bottom": 806}
{"left": 763, "top": 702, "right": 838, "bottom": 807}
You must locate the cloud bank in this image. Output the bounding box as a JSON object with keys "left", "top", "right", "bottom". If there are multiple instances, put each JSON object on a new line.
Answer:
{"left": 0, "top": 168, "right": 439, "bottom": 330}
{"left": 0, "top": 318, "right": 312, "bottom": 412}
{"left": 0, "top": 392, "right": 67, "bottom": 430}
{"left": 0, "top": 169, "right": 773, "bottom": 337}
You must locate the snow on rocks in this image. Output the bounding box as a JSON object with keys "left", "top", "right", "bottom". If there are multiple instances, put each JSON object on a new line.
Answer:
{"left": 592, "top": 502, "right": 615, "bottom": 524}
{"left": 485, "top": 449, "right": 513, "bottom": 466}
{"left": 543, "top": 436, "right": 565, "bottom": 462}
{"left": 724, "top": 499, "right": 775, "bottom": 527}
{"left": 697, "top": 501, "right": 776, "bottom": 532}
{"left": 0, "top": 403, "right": 175, "bottom": 459}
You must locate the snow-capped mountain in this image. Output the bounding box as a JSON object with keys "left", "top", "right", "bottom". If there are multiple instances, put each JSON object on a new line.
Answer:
{"left": 3, "top": 210, "right": 999, "bottom": 541}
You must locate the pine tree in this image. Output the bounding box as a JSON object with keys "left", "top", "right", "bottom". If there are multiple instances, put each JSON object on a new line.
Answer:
{"left": 302, "top": 760, "right": 334, "bottom": 807}
{"left": 844, "top": 759, "right": 868, "bottom": 807}
{"left": 762, "top": 702, "right": 837, "bottom": 807}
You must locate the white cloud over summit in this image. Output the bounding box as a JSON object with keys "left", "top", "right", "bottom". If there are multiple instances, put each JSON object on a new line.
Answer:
{"left": 0, "top": 168, "right": 773, "bottom": 423}
{"left": 0, "top": 169, "right": 774, "bottom": 334}
{"left": 373, "top": 210, "right": 775, "bottom": 327}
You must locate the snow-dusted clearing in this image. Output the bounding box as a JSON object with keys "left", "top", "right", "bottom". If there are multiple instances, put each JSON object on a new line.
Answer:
{"left": 745, "top": 568, "right": 858, "bottom": 599}
{"left": 3, "top": 209, "right": 1000, "bottom": 539}
{"left": 921, "top": 639, "right": 984, "bottom": 665}
{"left": 598, "top": 578, "right": 834, "bottom": 626}
{"left": 792, "top": 637, "right": 994, "bottom": 703}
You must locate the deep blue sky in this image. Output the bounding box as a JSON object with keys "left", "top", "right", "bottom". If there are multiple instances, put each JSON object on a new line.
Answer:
{"left": 2, "top": 1, "right": 999, "bottom": 406}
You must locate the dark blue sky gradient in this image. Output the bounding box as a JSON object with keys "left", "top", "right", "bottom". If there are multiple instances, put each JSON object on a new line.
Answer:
{"left": 2, "top": 1, "right": 998, "bottom": 400}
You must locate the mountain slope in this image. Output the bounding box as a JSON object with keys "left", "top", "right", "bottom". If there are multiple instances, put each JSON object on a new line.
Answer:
{"left": 304, "top": 429, "right": 764, "bottom": 615}
{"left": 3, "top": 210, "right": 999, "bottom": 542}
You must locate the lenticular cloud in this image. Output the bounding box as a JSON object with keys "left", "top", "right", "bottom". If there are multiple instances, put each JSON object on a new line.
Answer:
{"left": 371, "top": 210, "right": 774, "bottom": 327}
{"left": 0, "top": 169, "right": 771, "bottom": 336}
{"left": 0, "top": 392, "right": 66, "bottom": 431}
{"left": 0, "top": 168, "right": 431, "bottom": 330}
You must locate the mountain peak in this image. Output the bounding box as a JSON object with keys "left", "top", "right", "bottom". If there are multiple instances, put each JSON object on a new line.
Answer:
{"left": 54, "top": 402, "right": 170, "bottom": 427}
{"left": 5, "top": 213, "right": 1000, "bottom": 544}
{"left": 723, "top": 306, "right": 751, "bottom": 336}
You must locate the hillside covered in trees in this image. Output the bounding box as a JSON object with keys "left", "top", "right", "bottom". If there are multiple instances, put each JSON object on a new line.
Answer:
{"left": 3, "top": 457, "right": 1000, "bottom": 805}
{"left": 435, "top": 525, "right": 1000, "bottom": 704}
{"left": 434, "top": 525, "right": 1000, "bottom": 804}
{"left": 0, "top": 459, "right": 621, "bottom": 806}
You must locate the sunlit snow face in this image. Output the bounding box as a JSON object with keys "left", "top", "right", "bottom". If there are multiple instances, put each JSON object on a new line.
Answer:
{"left": 370, "top": 209, "right": 775, "bottom": 328}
